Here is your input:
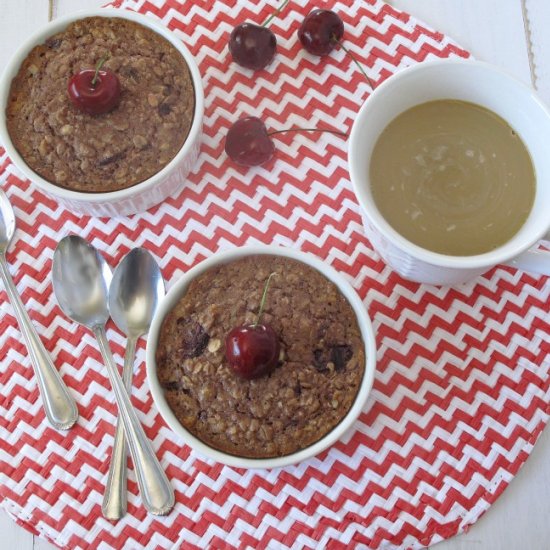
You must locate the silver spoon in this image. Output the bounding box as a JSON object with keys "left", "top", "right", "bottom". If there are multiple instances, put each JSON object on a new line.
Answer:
{"left": 102, "top": 248, "right": 165, "bottom": 520}
{"left": 0, "top": 189, "right": 78, "bottom": 430}
{"left": 52, "top": 235, "right": 174, "bottom": 516}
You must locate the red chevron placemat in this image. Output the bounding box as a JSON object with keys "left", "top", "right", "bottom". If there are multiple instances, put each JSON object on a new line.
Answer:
{"left": 1, "top": 1, "right": 549, "bottom": 548}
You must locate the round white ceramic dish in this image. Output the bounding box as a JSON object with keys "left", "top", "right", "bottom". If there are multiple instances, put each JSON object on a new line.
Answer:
{"left": 349, "top": 59, "right": 550, "bottom": 285}
{"left": 0, "top": 8, "right": 204, "bottom": 218}
{"left": 146, "top": 245, "right": 377, "bottom": 469}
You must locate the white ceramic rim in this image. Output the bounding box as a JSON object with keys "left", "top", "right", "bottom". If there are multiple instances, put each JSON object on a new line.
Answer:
{"left": 146, "top": 245, "right": 377, "bottom": 470}
{"left": 0, "top": 7, "right": 204, "bottom": 205}
{"left": 349, "top": 58, "right": 550, "bottom": 270}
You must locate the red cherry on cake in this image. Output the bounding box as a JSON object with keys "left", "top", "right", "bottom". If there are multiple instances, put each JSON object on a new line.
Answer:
{"left": 298, "top": 9, "right": 344, "bottom": 56}
{"left": 225, "top": 272, "right": 280, "bottom": 379}
{"left": 225, "top": 323, "right": 280, "bottom": 379}
{"left": 229, "top": 23, "right": 277, "bottom": 70}
{"left": 68, "top": 66, "right": 121, "bottom": 115}
{"left": 225, "top": 116, "right": 275, "bottom": 166}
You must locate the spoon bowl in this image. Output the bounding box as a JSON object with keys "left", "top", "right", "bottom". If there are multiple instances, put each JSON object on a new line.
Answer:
{"left": 52, "top": 235, "right": 112, "bottom": 327}
{"left": 109, "top": 248, "right": 165, "bottom": 339}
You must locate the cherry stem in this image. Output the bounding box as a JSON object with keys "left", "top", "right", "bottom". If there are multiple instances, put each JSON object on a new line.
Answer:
{"left": 254, "top": 272, "right": 277, "bottom": 327}
{"left": 91, "top": 54, "right": 109, "bottom": 87}
{"left": 262, "top": 0, "right": 289, "bottom": 28}
{"left": 332, "top": 36, "right": 375, "bottom": 90}
{"left": 268, "top": 127, "right": 348, "bottom": 137}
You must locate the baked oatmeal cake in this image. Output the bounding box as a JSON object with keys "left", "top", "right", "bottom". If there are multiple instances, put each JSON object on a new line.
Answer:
{"left": 155, "top": 255, "right": 365, "bottom": 459}
{"left": 6, "top": 16, "right": 195, "bottom": 193}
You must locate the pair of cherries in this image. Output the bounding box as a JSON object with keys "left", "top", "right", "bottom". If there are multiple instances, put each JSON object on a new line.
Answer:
{"left": 226, "top": 9, "right": 349, "bottom": 167}
{"left": 229, "top": 8, "right": 344, "bottom": 70}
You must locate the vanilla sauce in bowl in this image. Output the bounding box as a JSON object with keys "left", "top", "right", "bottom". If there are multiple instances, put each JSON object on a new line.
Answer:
{"left": 369, "top": 100, "right": 535, "bottom": 256}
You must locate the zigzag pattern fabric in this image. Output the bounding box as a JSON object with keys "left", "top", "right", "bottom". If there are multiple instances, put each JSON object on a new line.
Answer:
{"left": 0, "top": 0, "right": 549, "bottom": 548}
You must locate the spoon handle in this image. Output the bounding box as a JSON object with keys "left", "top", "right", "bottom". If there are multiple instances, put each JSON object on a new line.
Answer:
{"left": 93, "top": 325, "right": 174, "bottom": 516}
{"left": 102, "top": 335, "right": 137, "bottom": 520}
{"left": 0, "top": 256, "right": 78, "bottom": 430}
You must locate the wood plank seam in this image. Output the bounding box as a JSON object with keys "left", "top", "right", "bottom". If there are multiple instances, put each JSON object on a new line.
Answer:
{"left": 521, "top": 0, "right": 537, "bottom": 88}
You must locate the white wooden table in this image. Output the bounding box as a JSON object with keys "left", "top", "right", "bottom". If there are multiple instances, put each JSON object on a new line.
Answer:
{"left": 0, "top": 1, "right": 549, "bottom": 548}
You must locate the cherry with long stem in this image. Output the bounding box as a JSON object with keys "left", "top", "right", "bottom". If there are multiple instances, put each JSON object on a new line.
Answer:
{"left": 225, "top": 273, "right": 280, "bottom": 379}
{"left": 225, "top": 117, "right": 348, "bottom": 167}
{"left": 229, "top": 0, "right": 289, "bottom": 71}
{"left": 298, "top": 8, "right": 375, "bottom": 90}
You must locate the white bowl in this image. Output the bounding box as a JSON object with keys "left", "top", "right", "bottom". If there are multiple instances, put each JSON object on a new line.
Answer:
{"left": 146, "top": 245, "right": 377, "bottom": 469}
{"left": 348, "top": 59, "right": 550, "bottom": 284}
{"left": 0, "top": 8, "right": 204, "bottom": 217}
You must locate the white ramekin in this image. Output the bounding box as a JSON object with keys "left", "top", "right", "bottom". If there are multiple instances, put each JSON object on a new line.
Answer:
{"left": 0, "top": 8, "right": 204, "bottom": 218}
{"left": 146, "top": 245, "right": 377, "bottom": 469}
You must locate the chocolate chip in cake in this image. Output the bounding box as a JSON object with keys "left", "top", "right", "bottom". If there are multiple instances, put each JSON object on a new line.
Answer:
{"left": 158, "top": 103, "right": 172, "bottom": 116}
{"left": 330, "top": 345, "right": 353, "bottom": 371}
{"left": 46, "top": 38, "right": 62, "bottom": 49}
{"left": 313, "top": 348, "right": 329, "bottom": 372}
{"left": 99, "top": 150, "right": 126, "bottom": 166}
{"left": 162, "top": 380, "right": 184, "bottom": 391}
{"left": 162, "top": 380, "right": 193, "bottom": 396}
{"left": 313, "top": 344, "right": 353, "bottom": 372}
{"left": 176, "top": 317, "right": 210, "bottom": 359}
{"left": 122, "top": 66, "right": 140, "bottom": 81}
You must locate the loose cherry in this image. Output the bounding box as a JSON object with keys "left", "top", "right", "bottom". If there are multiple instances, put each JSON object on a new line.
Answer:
{"left": 225, "top": 116, "right": 275, "bottom": 166}
{"left": 298, "top": 9, "right": 344, "bottom": 56}
{"left": 229, "top": 23, "right": 277, "bottom": 71}
{"left": 225, "top": 272, "right": 280, "bottom": 379}
{"left": 228, "top": 0, "right": 288, "bottom": 71}
{"left": 298, "top": 8, "right": 374, "bottom": 89}
{"left": 68, "top": 56, "right": 121, "bottom": 115}
{"left": 225, "top": 116, "right": 347, "bottom": 166}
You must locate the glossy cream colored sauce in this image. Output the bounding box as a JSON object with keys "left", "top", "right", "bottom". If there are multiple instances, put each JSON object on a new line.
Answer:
{"left": 369, "top": 100, "right": 536, "bottom": 256}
